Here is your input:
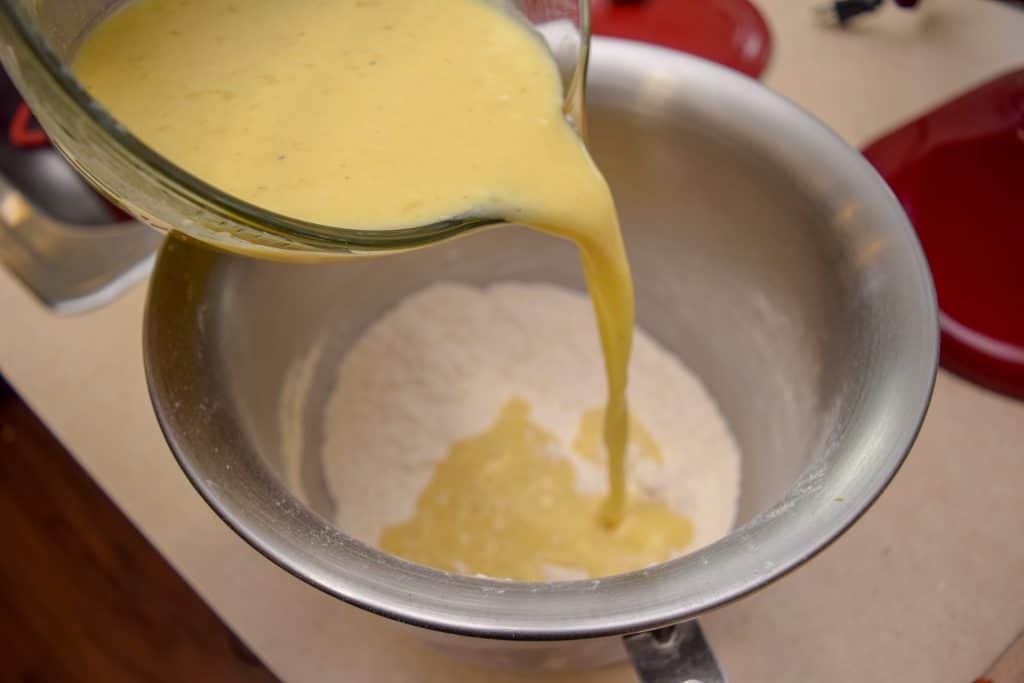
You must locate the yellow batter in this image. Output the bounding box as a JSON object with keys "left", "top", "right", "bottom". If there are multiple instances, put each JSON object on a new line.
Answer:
{"left": 381, "top": 398, "right": 692, "bottom": 581}
{"left": 75, "top": 0, "right": 690, "bottom": 578}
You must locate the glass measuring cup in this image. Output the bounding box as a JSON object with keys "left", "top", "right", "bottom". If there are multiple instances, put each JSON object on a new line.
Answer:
{"left": 0, "top": 0, "right": 591, "bottom": 259}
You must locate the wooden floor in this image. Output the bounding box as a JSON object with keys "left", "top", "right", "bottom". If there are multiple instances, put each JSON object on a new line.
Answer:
{"left": 0, "top": 375, "right": 281, "bottom": 683}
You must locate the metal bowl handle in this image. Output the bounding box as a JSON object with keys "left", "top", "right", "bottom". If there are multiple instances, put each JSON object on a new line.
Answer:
{"left": 624, "top": 621, "right": 726, "bottom": 683}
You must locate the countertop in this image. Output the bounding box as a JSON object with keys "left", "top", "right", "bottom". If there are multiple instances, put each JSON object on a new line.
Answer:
{"left": 2, "top": 1, "right": 1023, "bottom": 681}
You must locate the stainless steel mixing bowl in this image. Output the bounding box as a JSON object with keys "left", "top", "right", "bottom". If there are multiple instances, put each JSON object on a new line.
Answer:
{"left": 144, "top": 39, "right": 938, "bottom": 676}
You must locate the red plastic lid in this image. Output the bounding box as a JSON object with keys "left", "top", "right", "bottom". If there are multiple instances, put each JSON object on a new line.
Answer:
{"left": 591, "top": 0, "right": 772, "bottom": 79}
{"left": 864, "top": 70, "right": 1024, "bottom": 399}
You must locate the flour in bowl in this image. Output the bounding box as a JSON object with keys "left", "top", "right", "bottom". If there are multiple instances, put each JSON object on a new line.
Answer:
{"left": 319, "top": 282, "right": 741, "bottom": 579}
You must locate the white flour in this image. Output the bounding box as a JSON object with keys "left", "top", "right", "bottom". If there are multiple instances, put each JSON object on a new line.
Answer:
{"left": 318, "top": 281, "right": 741, "bottom": 566}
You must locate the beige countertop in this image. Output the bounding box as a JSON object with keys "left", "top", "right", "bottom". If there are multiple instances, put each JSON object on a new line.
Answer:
{"left": 2, "top": 1, "right": 1023, "bottom": 681}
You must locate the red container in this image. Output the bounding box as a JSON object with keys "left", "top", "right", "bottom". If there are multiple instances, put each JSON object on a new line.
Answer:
{"left": 591, "top": 0, "right": 772, "bottom": 79}
{"left": 864, "top": 70, "right": 1024, "bottom": 399}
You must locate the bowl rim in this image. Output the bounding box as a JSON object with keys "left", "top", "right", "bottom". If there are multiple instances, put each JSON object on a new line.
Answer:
{"left": 144, "top": 38, "right": 939, "bottom": 641}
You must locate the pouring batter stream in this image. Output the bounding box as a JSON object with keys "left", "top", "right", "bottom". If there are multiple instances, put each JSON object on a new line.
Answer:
{"left": 75, "top": 0, "right": 689, "bottom": 577}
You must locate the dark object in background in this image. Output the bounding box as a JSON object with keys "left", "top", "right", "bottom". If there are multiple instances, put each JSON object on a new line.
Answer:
{"left": 0, "top": 374, "right": 282, "bottom": 683}
{"left": 0, "top": 67, "right": 125, "bottom": 226}
{"left": 864, "top": 69, "right": 1024, "bottom": 400}
{"left": 819, "top": 0, "right": 1023, "bottom": 27}
{"left": 592, "top": 0, "right": 772, "bottom": 79}
{"left": 815, "top": 0, "right": 919, "bottom": 26}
